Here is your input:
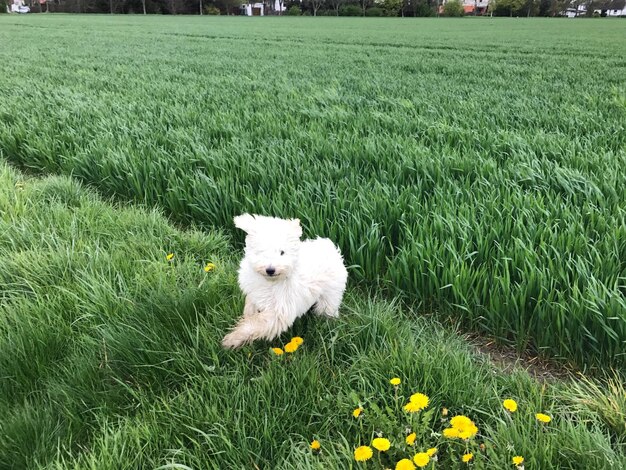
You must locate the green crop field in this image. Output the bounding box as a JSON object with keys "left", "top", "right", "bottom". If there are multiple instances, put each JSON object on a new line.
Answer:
{"left": 0, "top": 14, "right": 625, "bottom": 469}
{"left": 1, "top": 15, "right": 625, "bottom": 369}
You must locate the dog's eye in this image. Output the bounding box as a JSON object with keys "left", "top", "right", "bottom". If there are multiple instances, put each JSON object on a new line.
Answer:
{"left": 280, "top": 250, "right": 285, "bottom": 256}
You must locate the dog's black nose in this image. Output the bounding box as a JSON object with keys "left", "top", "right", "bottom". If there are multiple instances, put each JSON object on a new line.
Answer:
{"left": 266, "top": 267, "right": 276, "bottom": 276}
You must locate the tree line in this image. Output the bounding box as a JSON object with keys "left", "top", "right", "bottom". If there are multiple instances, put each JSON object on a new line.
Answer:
{"left": 3, "top": 0, "right": 624, "bottom": 17}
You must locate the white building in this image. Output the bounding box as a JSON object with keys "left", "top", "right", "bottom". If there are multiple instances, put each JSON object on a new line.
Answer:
{"left": 462, "top": 0, "right": 490, "bottom": 14}
{"left": 598, "top": 0, "right": 626, "bottom": 15}
{"left": 564, "top": 4, "right": 586, "bottom": 16}
{"left": 10, "top": 0, "right": 30, "bottom": 13}
{"left": 564, "top": 0, "right": 626, "bottom": 16}
{"left": 439, "top": 0, "right": 490, "bottom": 15}
{"left": 240, "top": 2, "right": 264, "bottom": 15}
{"left": 240, "top": 1, "right": 286, "bottom": 15}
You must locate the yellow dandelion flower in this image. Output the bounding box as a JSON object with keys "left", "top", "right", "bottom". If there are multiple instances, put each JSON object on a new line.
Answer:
{"left": 426, "top": 448, "right": 437, "bottom": 457}
{"left": 405, "top": 394, "right": 429, "bottom": 413}
{"left": 443, "top": 428, "right": 460, "bottom": 438}
{"left": 395, "top": 459, "right": 416, "bottom": 470}
{"left": 291, "top": 336, "right": 304, "bottom": 345}
{"left": 284, "top": 341, "right": 298, "bottom": 353}
{"left": 536, "top": 413, "right": 551, "bottom": 423}
{"left": 404, "top": 402, "right": 422, "bottom": 413}
{"left": 413, "top": 452, "right": 430, "bottom": 468}
{"left": 458, "top": 425, "right": 479, "bottom": 440}
{"left": 166, "top": 253, "right": 174, "bottom": 261}
{"left": 310, "top": 440, "right": 321, "bottom": 451}
{"left": 405, "top": 432, "right": 417, "bottom": 446}
{"left": 462, "top": 453, "right": 474, "bottom": 463}
{"left": 513, "top": 456, "right": 524, "bottom": 465}
{"left": 372, "top": 437, "right": 391, "bottom": 452}
{"left": 449, "top": 415, "right": 478, "bottom": 439}
{"left": 442, "top": 407, "right": 449, "bottom": 416}
{"left": 354, "top": 446, "right": 373, "bottom": 462}
{"left": 353, "top": 407, "right": 363, "bottom": 418}
{"left": 503, "top": 399, "right": 518, "bottom": 413}
{"left": 271, "top": 347, "right": 284, "bottom": 356}
{"left": 409, "top": 393, "right": 429, "bottom": 408}
{"left": 203, "top": 262, "right": 216, "bottom": 272}
{"left": 390, "top": 377, "right": 401, "bottom": 386}
{"left": 449, "top": 415, "right": 472, "bottom": 429}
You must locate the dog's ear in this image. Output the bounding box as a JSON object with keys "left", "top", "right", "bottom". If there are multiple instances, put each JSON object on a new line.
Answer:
{"left": 234, "top": 213, "right": 256, "bottom": 234}
{"left": 290, "top": 218, "right": 302, "bottom": 238}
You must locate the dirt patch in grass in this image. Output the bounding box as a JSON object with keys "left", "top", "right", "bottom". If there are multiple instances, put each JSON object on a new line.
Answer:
{"left": 465, "top": 333, "right": 577, "bottom": 383}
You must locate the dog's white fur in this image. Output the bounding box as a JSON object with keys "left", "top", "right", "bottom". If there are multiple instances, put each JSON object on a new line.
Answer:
{"left": 222, "top": 214, "right": 348, "bottom": 349}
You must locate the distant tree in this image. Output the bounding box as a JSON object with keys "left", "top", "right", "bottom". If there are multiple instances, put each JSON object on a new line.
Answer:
{"left": 383, "top": 0, "right": 402, "bottom": 15}
{"left": 309, "top": 0, "right": 324, "bottom": 15}
{"left": 328, "top": 0, "right": 346, "bottom": 14}
{"left": 442, "top": 0, "right": 463, "bottom": 15}
{"left": 416, "top": 0, "right": 436, "bottom": 15}
{"left": 339, "top": 3, "right": 362, "bottom": 13}
{"left": 537, "top": 0, "right": 568, "bottom": 15}
{"left": 551, "top": 0, "right": 567, "bottom": 14}
{"left": 365, "top": 5, "right": 383, "bottom": 13}
{"left": 523, "top": 0, "right": 538, "bottom": 14}
{"left": 360, "top": 0, "right": 372, "bottom": 15}
{"left": 212, "top": 0, "right": 238, "bottom": 13}
{"left": 492, "top": 0, "right": 524, "bottom": 15}
{"left": 401, "top": 0, "right": 410, "bottom": 15}
{"left": 403, "top": 0, "right": 428, "bottom": 16}
{"left": 538, "top": 0, "right": 552, "bottom": 14}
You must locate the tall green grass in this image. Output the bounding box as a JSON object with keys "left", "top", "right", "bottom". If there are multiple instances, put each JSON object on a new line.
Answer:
{"left": 0, "top": 16, "right": 624, "bottom": 368}
{"left": 1, "top": 162, "right": 624, "bottom": 469}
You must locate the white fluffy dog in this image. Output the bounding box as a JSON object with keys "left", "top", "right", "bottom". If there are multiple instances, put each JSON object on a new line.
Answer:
{"left": 222, "top": 214, "right": 348, "bottom": 349}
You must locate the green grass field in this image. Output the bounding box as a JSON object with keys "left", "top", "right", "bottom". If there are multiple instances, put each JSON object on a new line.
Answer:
{"left": 1, "top": 162, "right": 625, "bottom": 469}
{"left": 1, "top": 15, "right": 625, "bottom": 368}
{"left": 0, "top": 14, "right": 625, "bottom": 469}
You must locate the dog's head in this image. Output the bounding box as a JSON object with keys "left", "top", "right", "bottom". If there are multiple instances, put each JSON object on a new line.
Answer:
{"left": 234, "top": 213, "right": 302, "bottom": 281}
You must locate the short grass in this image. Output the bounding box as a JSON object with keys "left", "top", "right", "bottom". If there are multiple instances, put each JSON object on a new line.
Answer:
{"left": 1, "top": 163, "right": 624, "bottom": 469}
{"left": 0, "top": 16, "right": 625, "bottom": 368}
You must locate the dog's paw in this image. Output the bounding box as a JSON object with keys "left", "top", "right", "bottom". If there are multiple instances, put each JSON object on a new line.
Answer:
{"left": 222, "top": 332, "right": 247, "bottom": 349}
